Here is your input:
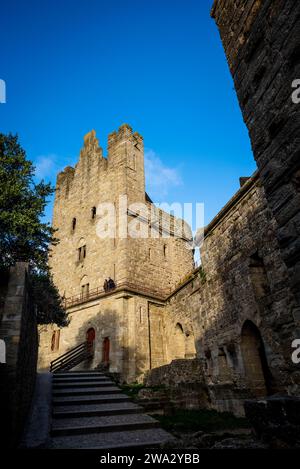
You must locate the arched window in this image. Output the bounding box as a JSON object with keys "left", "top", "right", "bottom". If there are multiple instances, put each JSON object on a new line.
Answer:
{"left": 80, "top": 275, "right": 89, "bottom": 298}
{"left": 174, "top": 323, "right": 185, "bottom": 359}
{"left": 171, "top": 323, "right": 196, "bottom": 361}
{"left": 185, "top": 329, "right": 196, "bottom": 358}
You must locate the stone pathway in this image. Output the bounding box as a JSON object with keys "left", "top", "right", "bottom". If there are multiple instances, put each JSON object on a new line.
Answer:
{"left": 48, "top": 371, "right": 174, "bottom": 449}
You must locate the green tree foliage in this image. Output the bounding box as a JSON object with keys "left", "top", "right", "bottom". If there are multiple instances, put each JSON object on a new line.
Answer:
{"left": 0, "top": 133, "right": 55, "bottom": 269}
{"left": 0, "top": 133, "right": 68, "bottom": 326}
{"left": 31, "top": 271, "right": 69, "bottom": 327}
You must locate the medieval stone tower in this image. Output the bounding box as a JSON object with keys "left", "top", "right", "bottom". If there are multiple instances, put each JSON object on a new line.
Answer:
{"left": 38, "top": 124, "right": 194, "bottom": 382}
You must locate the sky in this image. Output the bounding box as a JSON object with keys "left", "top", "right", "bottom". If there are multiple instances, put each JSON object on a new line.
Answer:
{"left": 0, "top": 0, "right": 256, "bottom": 227}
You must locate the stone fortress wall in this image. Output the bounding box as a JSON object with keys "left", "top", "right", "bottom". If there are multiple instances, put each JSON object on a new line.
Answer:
{"left": 38, "top": 124, "right": 299, "bottom": 415}
{"left": 38, "top": 0, "right": 300, "bottom": 415}
{"left": 38, "top": 124, "right": 194, "bottom": 383}
{"left": 164, "top": 174, "right": 298, "bottom": 415}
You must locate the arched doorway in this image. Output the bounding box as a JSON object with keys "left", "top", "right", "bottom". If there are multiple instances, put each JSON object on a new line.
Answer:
{"left": 241, "top": 320, "right": 271, "bottom": 397}
{"left": 102, "top": 337, "right": 110, "bottom": 364}
{"left": 86, "top": 327, "right": 95, "bottom": 355}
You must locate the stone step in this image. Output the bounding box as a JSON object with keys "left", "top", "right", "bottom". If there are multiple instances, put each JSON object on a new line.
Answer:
{"left": 53, "top": 402, "right": 143, "bottom": 418}
{"left": 52, "top": 386, "right": 120, "bottom": 397}
{"left": 53, "top": 394, "right": 130, "bottom": 406}
{"left": 53, "top": 376, "right": 110, "bottom": 383}
{"left": 53, "top": 372, "right": 105, "bottom": 378}
{"left": 53, "top": 381, "right": 113, "bottom": 389}
{"left": 50, "top": 428, "right": 174, "bottom": 449}
{"left": 51, "top": 413, "right": 159, "bottom": 436}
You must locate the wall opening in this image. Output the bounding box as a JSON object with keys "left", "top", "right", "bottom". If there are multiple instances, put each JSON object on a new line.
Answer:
{"left": 102, "top": 337, "right": 110, "bottom": 364}
{"left": 80, "top": 275, "right": 89, "bottom": 298}
{"left": 241, "top": 320, "right": 272, "bottom": 397}
{"left": 185, "top": 330, "right": 196, "bottom": 358}
{"left": 163, "top": 244, "right": 167, "bottom": 257}
{"left": 174, "top": 323, "right": 186, "bottom": 359}
{"left": 51, "top": 330, "right": 60, "bottom": 352}
{"left": 86, "top": 327, "right": 95, "bottom": 355}
{"left": 81, "top": 283, "right": 89, "bottom": 298}
{"left": 78, "top": 245, "right": 86, "bottom": 262}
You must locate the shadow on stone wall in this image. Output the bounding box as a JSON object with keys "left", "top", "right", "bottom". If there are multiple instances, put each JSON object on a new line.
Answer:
{"left": 139, "top": 358, "right": 209, "bottom": 413}
{"left": 74, "top": 309, "right": 148, "bottom": 382}
{"left": 202, "top": 196, "right": 297, "bottom": 396}
{"left": 0, "top": 264, "right": 38, "bottom": 448}
{"left": 165, "top": 181, "right": 300, "bottom": 417}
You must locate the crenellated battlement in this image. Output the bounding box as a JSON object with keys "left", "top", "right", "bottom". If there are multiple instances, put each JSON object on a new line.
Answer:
{"left": 80, "top": 129, "right": 103, "bottom": 161}
{"left": 108, "top": 123, "right": 143, "bottom": 152}
{"left": 56, "top": 125, "right": 144, "bottom": 194}
{"left": 56, "top": 165, "right": 75, "bottom": 187}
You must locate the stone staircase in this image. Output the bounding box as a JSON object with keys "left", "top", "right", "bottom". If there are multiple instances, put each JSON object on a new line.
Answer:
{"left": 49, "top": 371, "right": 174, "bottom": 449}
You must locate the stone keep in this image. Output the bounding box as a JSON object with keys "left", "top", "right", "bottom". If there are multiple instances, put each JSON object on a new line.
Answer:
{"left": 38, "top": 124, "right": 194, "bottom": 382}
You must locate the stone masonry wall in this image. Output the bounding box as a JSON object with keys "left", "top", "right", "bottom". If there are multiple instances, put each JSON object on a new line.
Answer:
{"left": 0, "top": 263, "right": 38, "bottom": 447}
{"left": 38, "top": 289, "right": 168, "bottom": 383}
{"left": 49, "top": 124, "right": 193, "bottom": 301}
{"left": 211, "top": 0, "right": 300, "bottom": 343}
{"left": 164, "top": 176, "right": 298, "bottom": 415}
{"left": 39, "top": 124, "right": 193, "bottom": 381}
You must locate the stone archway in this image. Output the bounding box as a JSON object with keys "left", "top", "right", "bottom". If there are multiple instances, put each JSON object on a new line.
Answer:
{"left": 172, "top": 323, "right": 196, "bottom": 360}
{"left": 241, "top": 320, "right": 271, "bottom": 397}
{"left": 174, "top": 323, "right": 186, "bottom": 359}
{"left": 185, "top": 329, "right": 196, "bottom": 359}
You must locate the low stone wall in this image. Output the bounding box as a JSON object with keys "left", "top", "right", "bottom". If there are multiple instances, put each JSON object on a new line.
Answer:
{"left": 208, "top": 384, "right": 252, "bottom": 417}
{"left": 0, "top": 263, "right": 38, "bottom": 447}
{"left": 144, "top": 358, "right": 204, "bottom": 387}
{"left": 142, "top": 359, "right": 209, "bottom": 411}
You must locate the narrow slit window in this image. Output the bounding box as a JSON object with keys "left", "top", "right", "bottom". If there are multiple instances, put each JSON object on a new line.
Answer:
{"left": 78, "top": 245, "right": 86, "bottom": 261}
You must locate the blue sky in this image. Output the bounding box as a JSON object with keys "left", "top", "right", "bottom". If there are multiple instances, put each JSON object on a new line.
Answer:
{"left": 0, "top": 0, "right": 256, "bottom": 226}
